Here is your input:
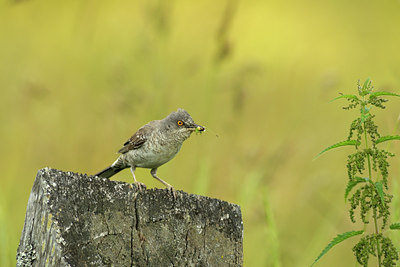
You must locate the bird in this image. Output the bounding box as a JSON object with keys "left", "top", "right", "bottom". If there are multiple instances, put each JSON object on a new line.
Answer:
{"left": 95, "top": 108, "right": 205, "bottom": 193}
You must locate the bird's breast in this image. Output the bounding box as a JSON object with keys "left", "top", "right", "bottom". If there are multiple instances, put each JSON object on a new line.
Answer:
{"left": 123, "top": 134, "right": 183, "bottom": 169}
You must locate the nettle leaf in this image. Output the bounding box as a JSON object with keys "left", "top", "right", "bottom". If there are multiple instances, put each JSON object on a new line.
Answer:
{"left": 390, "top": 223, "right": 400, "bottom": 230}
{"left": 359, "top": 78, "right": 372, "bottom": 96}
{"left": 312, "top": 230, "right": 364, "bottom": 266}
{"left": 315, "top": 140, "right": 360, "bottom": 159}
{"left": 345, "top": 177, "right": 369, "bottom": 202}
{"left": 362, "top": 78, "right": 371, "bottom": 90}
{"left": 374, "top": 181, "right": 385, "bottom": 204}
{"left": 370, "top": 91, "right": 400, "bottom": 98}
{"left": 330, "top": 94, "right": 360, "bottom": 102}
{"left": 375, "top": 135, "right": 400, "bottom": 145}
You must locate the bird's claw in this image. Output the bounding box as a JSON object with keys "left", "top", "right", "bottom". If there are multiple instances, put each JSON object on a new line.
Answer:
{"left": 134, "top": 182, "right": 147, "bottom": 191}
{"left": 167, "top": 185, "right": 176, "bottom": 199}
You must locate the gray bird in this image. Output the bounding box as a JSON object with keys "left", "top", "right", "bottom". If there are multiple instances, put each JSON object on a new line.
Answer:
{"left": 95, "top": 109, "right": 205, "bottom": 191}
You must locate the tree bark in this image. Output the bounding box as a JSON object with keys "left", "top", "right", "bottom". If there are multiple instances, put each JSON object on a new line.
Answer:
{"left": 17, "top": 168, "right": 243, "bottom": 266}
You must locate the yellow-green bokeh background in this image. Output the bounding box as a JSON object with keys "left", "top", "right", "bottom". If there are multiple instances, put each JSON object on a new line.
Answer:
{"left": 1, "top": 0, "right": 400, "bottom": 266}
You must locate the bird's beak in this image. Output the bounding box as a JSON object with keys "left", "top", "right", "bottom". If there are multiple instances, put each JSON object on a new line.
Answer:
{"left": 188, "top": 124, "right": 205, "bottom": 132}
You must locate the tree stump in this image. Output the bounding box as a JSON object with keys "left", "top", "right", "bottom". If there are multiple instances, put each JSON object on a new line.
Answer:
{"left": 17, "top": 168, "right": 243, "bottom": 266}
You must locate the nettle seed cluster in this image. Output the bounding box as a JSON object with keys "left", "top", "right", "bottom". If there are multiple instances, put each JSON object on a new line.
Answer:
{"left": 313, "top": 79, "right": 400, "bottom": 267}
{"left": 346, "top": 106, "right": 393, "bottom": 228}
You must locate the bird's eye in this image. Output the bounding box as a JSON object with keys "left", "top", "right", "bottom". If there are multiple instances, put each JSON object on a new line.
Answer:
{"left": 177, "top": 120, "right": 184, "bottom": 126}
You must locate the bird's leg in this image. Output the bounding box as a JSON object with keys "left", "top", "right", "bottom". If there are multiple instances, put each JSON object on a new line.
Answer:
{"left": 150, "top": 168, "right": 176, "bottom": 198}
{"left": 131, "top": 166, "right": 146, "bottom": 191}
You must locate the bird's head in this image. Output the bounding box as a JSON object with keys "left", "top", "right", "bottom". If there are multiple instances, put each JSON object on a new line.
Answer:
{"left": 162, "top": 108, "right": 205, "bottom": 140}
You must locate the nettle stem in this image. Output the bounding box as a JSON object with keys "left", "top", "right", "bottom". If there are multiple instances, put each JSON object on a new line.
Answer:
{"left": 363, "top": 121, "right": 382, "bottom": 266}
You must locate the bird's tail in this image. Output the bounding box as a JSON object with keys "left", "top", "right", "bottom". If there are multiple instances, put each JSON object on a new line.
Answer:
{"left": 95, "top": 158, "right": 126, "bottom": 178}
{"left": 95, "top": 166, "right": 124, "bottom": 178}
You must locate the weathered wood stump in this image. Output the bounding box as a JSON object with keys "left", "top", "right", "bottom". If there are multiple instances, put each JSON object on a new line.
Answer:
{"left": 17, "top": 168, "right": 243, "bottom": 266}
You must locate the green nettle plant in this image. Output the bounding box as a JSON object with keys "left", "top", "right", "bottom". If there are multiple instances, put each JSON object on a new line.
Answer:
{"left": 312, "top": 79, "right": 400, "bottom": 266}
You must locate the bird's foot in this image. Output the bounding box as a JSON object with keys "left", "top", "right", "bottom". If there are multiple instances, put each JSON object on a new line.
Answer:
{"left": 167, "top": 185, "right": 176, "bottom": 199}
{"left": 133, "top": 181, "right": 147, "bottom": 191}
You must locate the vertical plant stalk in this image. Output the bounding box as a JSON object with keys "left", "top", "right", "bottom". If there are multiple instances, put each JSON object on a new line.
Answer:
{"left": 312, "top": 79, "right": 400, "bottom": 266}
{"left": 363, "top": 122, "right": 382, "bottom": 266}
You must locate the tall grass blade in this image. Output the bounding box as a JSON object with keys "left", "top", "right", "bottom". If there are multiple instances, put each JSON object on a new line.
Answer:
{"left": 311, "top": 230, "right": 364, "bottom": 266}
{"left": 263, "top": 186, "right": 281, "bottom": 267}
{"left": 0, "top": 203, "right": 11, "bottom": 267}
{"left": 238, "top": 170, "right": 264, "bottom": 213}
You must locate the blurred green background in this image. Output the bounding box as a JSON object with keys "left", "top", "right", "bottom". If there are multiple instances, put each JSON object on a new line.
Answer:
{"left": 1, "top": 0, "right": 400, "bottom": 266}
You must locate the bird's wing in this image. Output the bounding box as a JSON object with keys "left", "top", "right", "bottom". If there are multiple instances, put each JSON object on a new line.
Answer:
{"left": 117, "top": 124, "right": 152, "bottom": 154}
